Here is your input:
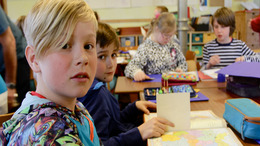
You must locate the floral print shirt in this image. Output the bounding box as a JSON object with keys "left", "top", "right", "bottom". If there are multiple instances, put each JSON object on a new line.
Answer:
{"left": 124, "top": 37, "right": 187, "bottom": 78}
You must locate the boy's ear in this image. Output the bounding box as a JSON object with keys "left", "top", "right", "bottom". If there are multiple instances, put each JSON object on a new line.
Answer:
{"left": 25, "top": 45, "right": 41, "bottom": 73}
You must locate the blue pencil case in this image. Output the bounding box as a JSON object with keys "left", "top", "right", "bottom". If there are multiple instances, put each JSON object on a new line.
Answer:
{"left": 223, "top": 98, "right": 260, "bottom": 140}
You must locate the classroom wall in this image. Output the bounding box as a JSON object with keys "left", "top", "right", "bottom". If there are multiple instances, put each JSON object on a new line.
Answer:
{"left": 7, "top": 0, "right": 255, "bottom": 28}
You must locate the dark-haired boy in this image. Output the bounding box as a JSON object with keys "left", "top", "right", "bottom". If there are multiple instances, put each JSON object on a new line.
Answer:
{"left": 202, "top": 7, "right": 255, "bottom": 69}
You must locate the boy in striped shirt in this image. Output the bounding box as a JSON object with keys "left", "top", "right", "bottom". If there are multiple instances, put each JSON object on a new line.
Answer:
{"left": 202, "top": 7, "right": 255, "bottom": 69}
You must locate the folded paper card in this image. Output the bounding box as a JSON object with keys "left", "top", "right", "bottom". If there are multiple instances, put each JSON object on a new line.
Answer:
{"left": 157, "top": 92, "right": 190, "bottom": 131}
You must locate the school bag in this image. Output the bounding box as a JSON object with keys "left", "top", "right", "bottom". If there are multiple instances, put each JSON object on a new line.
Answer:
{"left": 223, "top": 98, "right": 260, "bottom": 140}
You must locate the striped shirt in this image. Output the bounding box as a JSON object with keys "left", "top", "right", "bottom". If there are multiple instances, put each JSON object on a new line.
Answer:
{"left": 203, "top": 39, "right": 255, "bottom": 69}
{"left": 245, "top": 53, "right": 260, "bottom": 62}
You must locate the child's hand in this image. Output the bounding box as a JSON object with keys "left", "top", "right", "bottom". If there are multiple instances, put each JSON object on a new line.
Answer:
{"left": 175, "top": 68, "right": 183, "bottom": 73}
{"left": 136, "top": 101, "right": 156, "bottom": 115}
{"left": 134, "top": 71, "right": 150, "bottom": 81}
{"left": 207, "top": 55, "right": 220, "bottom": 69}
{"left": 235, "top": 56, "right": 245, "bottom": 62}
{"left": 138, "top": 117, "right": 174, "bottom": 140}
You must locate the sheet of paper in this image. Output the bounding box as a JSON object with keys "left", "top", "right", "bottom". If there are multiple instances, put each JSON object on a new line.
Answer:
{"left": 144, "top": 110, "right": 225, "bottom": 129}
{"left": 190, "top": 110, "right": 227, "bottom": 129}
{"left": 157, "top": 93, "right": 190, "bottom": 131}
{"left": 202, "top": 68, "right": 220, "bottom": 79}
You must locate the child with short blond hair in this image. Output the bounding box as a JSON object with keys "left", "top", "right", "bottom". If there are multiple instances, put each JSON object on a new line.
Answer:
{"left": 79, "top": 22, "right": 174, "bottom": 146}
{"left": 0, "top": 0, "right": 100, "bottom": 145}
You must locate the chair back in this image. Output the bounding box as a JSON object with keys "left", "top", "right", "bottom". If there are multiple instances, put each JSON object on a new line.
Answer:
{"left": 186, "top": 50, "right": 198, "bottom": 71}
{"left": 186, "top": 50, "right": 196, "bottom": 61}
{"left": 0, "top": 112, "right": 14, "bottom": 126}
{"left": 186, "top": 60, "right": 197, "bottom": 71}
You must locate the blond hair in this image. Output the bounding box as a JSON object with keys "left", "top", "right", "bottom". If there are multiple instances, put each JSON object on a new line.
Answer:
{"left": 24, "top": 0, "right": 97, "bottom": 58}
{"left": 145, "top": 12, "right": 176, "bottom": 39}
{"left": 155, "top": 6, "right": 169, "bottom": 13}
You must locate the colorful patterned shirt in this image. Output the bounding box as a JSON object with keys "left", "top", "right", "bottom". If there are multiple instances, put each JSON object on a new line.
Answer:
{"left": 0, "top": 92, "right": 100, "bottom": 146}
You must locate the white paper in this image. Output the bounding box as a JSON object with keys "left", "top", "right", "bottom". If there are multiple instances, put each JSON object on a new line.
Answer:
{"left": 202, "top": 68, "right": 220, "bottom": 79}
{"left": 157, "top": 93, "right": 190, "bottom": 131}
{"left": 145, "top": 110, "right": 227, "bottom": 130}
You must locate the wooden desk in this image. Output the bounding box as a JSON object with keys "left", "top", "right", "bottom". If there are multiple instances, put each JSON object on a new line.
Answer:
{"left": 115, "top": 76, "right": 226, "bottom": 94}
{"left": 140, "top": 88, "right": 259, "bottom": 145}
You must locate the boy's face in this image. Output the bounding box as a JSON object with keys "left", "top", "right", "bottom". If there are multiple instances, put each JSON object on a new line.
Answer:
{"left": 95, "top": 43, "right": 118, "bottom": 83}
{"left": 37, "top": 21, "right": 97, "bottom": 100}
{"left": 213, "top": 20, "right": 231, "bottom": 44}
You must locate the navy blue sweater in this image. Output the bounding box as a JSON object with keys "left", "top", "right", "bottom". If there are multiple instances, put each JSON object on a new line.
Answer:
{"left": 78, "top": 78, "right": 144, "bottom": 146}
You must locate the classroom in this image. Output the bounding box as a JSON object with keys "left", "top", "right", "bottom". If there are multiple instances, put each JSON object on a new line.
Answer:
{"left": 0, "top": 0, "right": 260, "bottom": 145}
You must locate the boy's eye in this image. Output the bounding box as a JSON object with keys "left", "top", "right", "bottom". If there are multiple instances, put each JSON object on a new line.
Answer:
{"left": 62, "top": 44, "right": 70, "bottom": 49}
{"left": 98, "top": 55, "right": 105, "bottom": 60}
{"left": 112, "top": 53, "right": 117, "bottom": 58}
{"left": 84, "top": 44, "right": 94, "bottom": 50}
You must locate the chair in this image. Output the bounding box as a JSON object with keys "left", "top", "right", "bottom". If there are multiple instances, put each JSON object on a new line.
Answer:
{"left": 186, "top": 60, "right": 197, "bottom": 71}
{"left": 185, "top": 50, "right": 198, "bottom": 71}
{"left": 0, "top": 112, "right": 14, "bottom": 126}
{"left": 186, "top": 50, "right": 196, "bottom": 61}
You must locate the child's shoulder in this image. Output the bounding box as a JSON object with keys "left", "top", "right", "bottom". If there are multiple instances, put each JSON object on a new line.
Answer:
{"left": 2, "top": 103, "right": 86, "bottom": 144}
{"left": 204, "top": 39, "right": 217, "bottom": 46}
{"left": 1, "top": 103, "right": 80, "bottom": 144}
{"left": 12, "top": 103, "right": 72, "bottom": 126}
{"left": 231, "top": 38, "right": 245, "bottom": 44}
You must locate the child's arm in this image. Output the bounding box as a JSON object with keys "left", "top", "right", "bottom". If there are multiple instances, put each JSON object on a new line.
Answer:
{"left": 235, "top": 56, "right": 245, "bottom": 62}
{"left": 202, "top": 44, "right": 220, "bottom": 69}
{"left": 124, "top": 47, "right": 147, "bottom": 79}
{"left": 244, "top": 54, "right": 260, "bottom": 62}
{"left": 206, "top": 55, "right": 220, "bottom": 69}
{"left": 172, "top": 45, "right": 188, "bottom": 72}
{"left": 138, "top": 117, "right": 174, "bottom": 140}
{"left": 135, "top": 101, "right": 156, "bottom": 115}
{"left": 102, "top": 127, "right": 144, "bottom": 145}
{"left": 133, "top": 70, "right": 151, "bottom": 81}
{"left": 241, "top": 41, "right": 256, "bottom": 56}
